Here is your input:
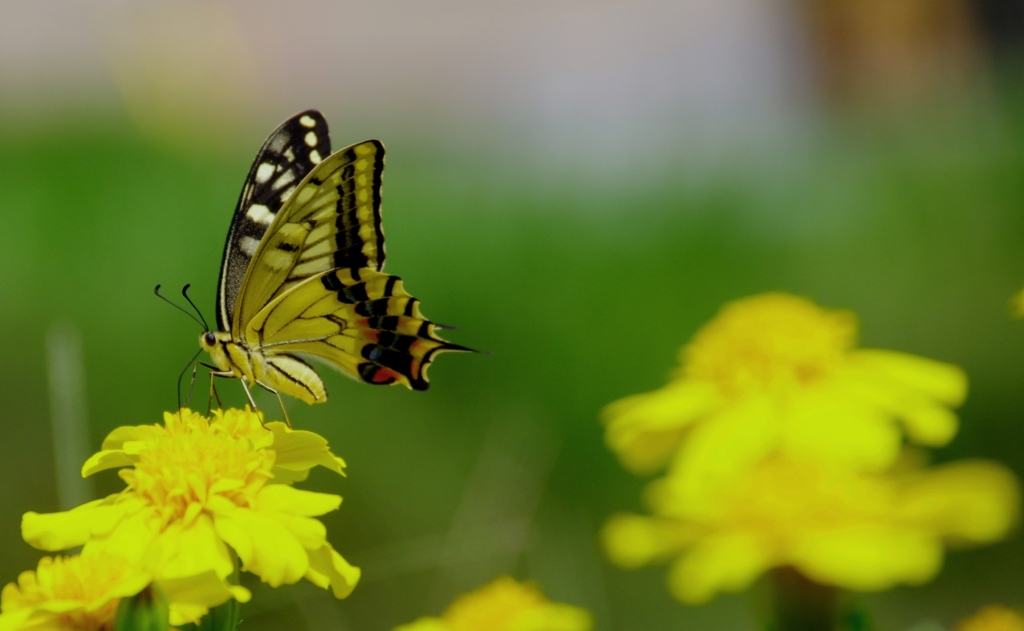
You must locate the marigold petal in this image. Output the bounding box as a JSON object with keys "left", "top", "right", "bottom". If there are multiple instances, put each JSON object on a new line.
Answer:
{"left": 120, "top": 440, "right": 152, "bottom": 456}
{"left": 667, "top": 534, "right": 771, "bottom": 604}
{"left": 81, "top": 450, "right": 137, "bottom": 477}
{"left": 601, "top": 514, "right": 699, "bottom": 569}
{"left": 158, "top": 569, "right": 250, "bottom": 626}
{"left": 664, "top": 396, "right": 776, "bottom": 513}
{"left": 835, "top": 368, "right": 960, "bottom": 448}
{"left": 255, "top": 485, "right": 342, "bottom": 517}
{"left": 22, "top": 498, "right": 126, "bottom": 551}
{"left": 82, "top": 505, "right": 161, "bottom": 565}
{"left": 147, "top": 515, "right": 235, "bottom": 581}
{"left": 270, "top": 514, "right": 328, "bottom": 550}
{"left": 30, "top": 598, "right": 98, "bottom": 615}
{"left": 2, "top": 576, "right": 31, "bottom": 611}
{"left": 270, "top": 468, "right": 312, "bottom": 485}
{"left": 268, "top": 423, "right": 346, "bottom": 475}
{"left": 100, "top": 425, "right": 147, "bottom": 451}
{"left": 897, "top": 460, "right": 1020, "bottom": 543}
{"left": 79, "top": 559, "right": 152, "bottom": 610}
{"left": 0, "top": 609, "right": 34, "bottom": 631}
{"left": 783, "top": 389, "right": 900, "bottom": 471}
{"left": 305, "top": 543, "right": 360, "bottom": 599}
{"left": 853, "top": 350, "right": 967, "bottom": 406}
{"left": 214, "top": 509, "right": 309, "bottom": 587}
{"left": 898, "top": 402, "right": 959, "bottom": 447}
{"left": 603, "top": 382, "right": 722, "bottom": 475}
{"left": 792, "top": 526, "right": 942, "bottom": 590}
{"left": 208, "top": 478, "right": 246, "bottom": 496}
{"left": 169, "top": 605, "right": 209, "bottom": 628}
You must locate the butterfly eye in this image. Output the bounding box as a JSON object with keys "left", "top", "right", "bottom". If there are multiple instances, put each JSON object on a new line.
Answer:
{"left": 204, "top": 332, "right": 217, "bottom": 347}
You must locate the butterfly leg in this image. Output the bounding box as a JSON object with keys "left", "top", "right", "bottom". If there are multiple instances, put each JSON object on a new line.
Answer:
{"left": 185, "top": 362, "right": 201, "bottom": 408}
{"left": 239, "top": 378, "right": 260, "bottom": 414}
{"left": 210, "top": 375, "right": 224, "bottom": 412}
{"left": 198, "top": 362, "right": 228, "bottom": 413}
{"left": 255, "top": 380, "right": 292, "bottom": 428}
{"left": 275, "top": 391, "right": 292, "bottom": 428}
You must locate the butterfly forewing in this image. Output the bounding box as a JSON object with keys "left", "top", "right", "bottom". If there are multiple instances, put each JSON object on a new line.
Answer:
{"left": 231, "top": 140, "right": 386, "bottom": 334}
{"left": 217, "top": 110, "right": 331, "bottom": 331}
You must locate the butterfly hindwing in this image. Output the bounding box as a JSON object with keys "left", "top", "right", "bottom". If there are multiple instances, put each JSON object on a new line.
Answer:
{"left": 231, "top": 140, "right": 386, "bottom": 333}
{"left": 217, "top": 110, "right": 331, "bottom": 330}
{"left": 244, "top": 268, "right": 467, "bottom": 391}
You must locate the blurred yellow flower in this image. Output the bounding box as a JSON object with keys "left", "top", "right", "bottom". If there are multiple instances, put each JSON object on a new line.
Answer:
{"left": 0, "top": 548, "right": 246, "bottom": 630}
{"left": 958, "top": 605, "right": 1024, "bottom": 631}
{"left": 393, "top": 576, "right": 592, "bottom": 631}
{"left": 603, "top": 293, "right": 967, "bottom": 494}
{"left": 22, "top": 408, "right": 360, "bottom": 600}
{"left": 1010, "top": 288, "right": 1024, "bottom": 319}
{"left": 602, "top": 454, "right": 1018, "bottom": 604}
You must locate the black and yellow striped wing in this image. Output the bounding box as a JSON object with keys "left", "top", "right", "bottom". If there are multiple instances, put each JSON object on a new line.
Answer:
{"left": 244, "top": 268, "right": 466, "bottom": 390}
{"left": 217, "top": 110, "right": 331, "bottom": 331}
{"left": 232, "top": 139, "right": 386, "bottom": 333}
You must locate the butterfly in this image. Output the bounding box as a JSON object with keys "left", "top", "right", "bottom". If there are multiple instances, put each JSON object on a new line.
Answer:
{"left": 198, "top": 110, "right": 469, "bottom": 411}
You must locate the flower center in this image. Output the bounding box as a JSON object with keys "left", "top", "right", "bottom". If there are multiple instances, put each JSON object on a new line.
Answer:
{"left": 682, "top": 293, "right": 856, "bottom": 398}
{"left": 126, "top": 414, "right": 274, "bottom": 523}
{"left": 3, "top": 555, "right": 131, "bottom": 631}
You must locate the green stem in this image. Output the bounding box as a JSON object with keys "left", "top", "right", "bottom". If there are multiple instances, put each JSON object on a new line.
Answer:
{"left": 767, "top": 567, "right": 839, "bottom": 631}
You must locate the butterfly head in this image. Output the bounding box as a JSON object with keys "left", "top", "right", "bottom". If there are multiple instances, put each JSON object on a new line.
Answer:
{"left": 201, "top": 331, "right": 219, "bottom": 349}
{"left": 200, "top": 330, "right": 233, "bottom": 363}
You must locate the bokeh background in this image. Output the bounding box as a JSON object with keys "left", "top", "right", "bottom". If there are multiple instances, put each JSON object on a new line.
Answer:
{"left": 2, "top": 1, "right": 1024, "bottom": 629}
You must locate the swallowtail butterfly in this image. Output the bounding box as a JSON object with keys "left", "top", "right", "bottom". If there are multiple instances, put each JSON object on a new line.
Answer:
{"left": 200, "top": 110, "right": 468, "bottom": 409}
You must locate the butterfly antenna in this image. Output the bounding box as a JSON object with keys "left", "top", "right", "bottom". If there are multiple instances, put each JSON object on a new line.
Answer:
{"left": 154, "top": 285, "right": 206, "bottom": 331}
{"left": 180, "top": 284, "right": 211, "bottom": 332}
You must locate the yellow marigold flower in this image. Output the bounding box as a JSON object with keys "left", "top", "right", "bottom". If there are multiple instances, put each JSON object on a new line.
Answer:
{"left": 0, "top": 548, "right": 246, "bottom": 630}
{"left": 958, "top": 605, "right": 1024, "bottom": 631}
{"left": 22, "top": 408, "right": 360, "bottom": 600}
{"left": 602, "top": 454, "right": 1019, "bottom": 604}
{"left": 603, "top": 293, "right": 967, "bottom": 489}
{"left": 393, "top": 576, "right": 592, "bottom": 631}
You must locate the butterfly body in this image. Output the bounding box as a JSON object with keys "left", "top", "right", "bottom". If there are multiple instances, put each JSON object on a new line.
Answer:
{"left": 201, "top": 328, "right": 328, "bottom": 404}
{"left": 203, "top": 110, "right": 467, "bottom": 405}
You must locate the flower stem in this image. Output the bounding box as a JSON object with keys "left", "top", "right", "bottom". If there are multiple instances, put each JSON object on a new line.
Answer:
{"left": 767, "top": 568, "right": 839, "bottom": 631}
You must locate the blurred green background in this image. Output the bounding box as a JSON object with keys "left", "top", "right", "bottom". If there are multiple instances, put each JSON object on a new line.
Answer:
{"left": 3, "top": 1, "right": 1024, "bottom": 630}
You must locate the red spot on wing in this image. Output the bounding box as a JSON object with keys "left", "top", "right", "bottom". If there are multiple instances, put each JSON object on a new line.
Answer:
{"left": 372, "top": 367, "right": 399, "bottom": 384}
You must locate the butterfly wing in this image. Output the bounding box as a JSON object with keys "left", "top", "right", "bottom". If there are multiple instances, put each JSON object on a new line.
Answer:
{"left": 230, "top": 139, "right": 386, "bottom": 333}
{"left": 216, "top": 110, "right": 331, "bottom": 331}
{"left": 246, "top": 268, "right": 467, "bottom": 391}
